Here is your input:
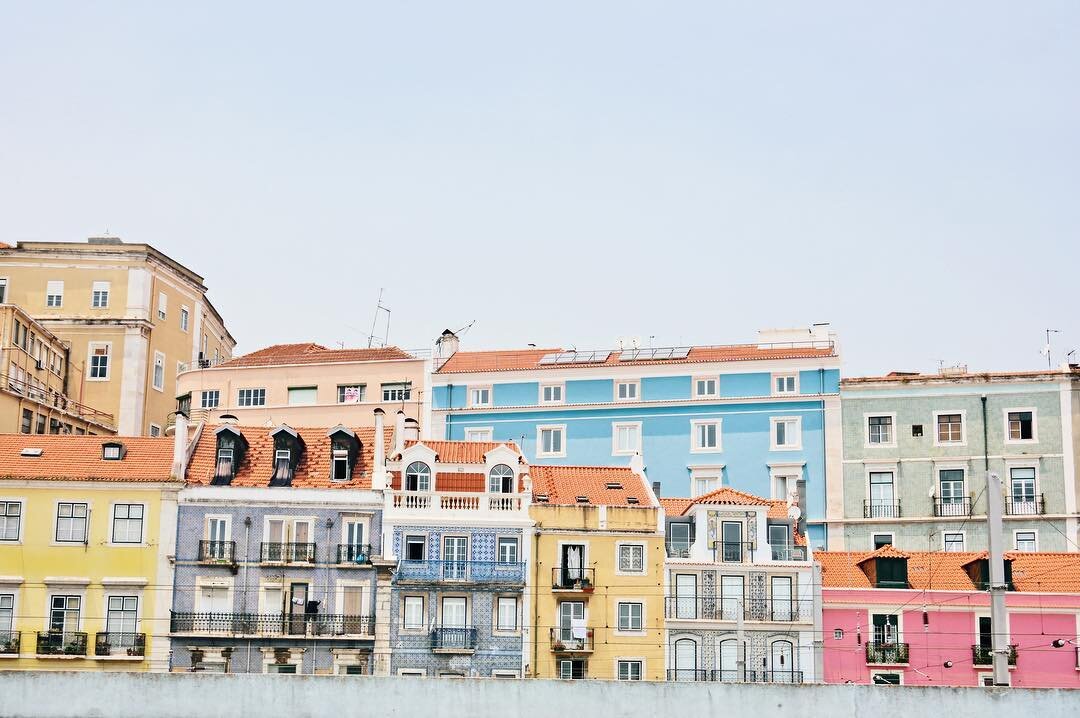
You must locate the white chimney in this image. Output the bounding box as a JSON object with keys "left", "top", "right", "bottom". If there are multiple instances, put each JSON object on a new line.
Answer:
{"left": 433, "top": 329, "right": 460, "bottom": 370}
{"left": 372, "top": 408, "right": 387, "bottom": 490}
{"left": 404, "top": 417, "right": 420, "bottom": 441}
{"left": 171, "top": 412, "right": 189, "bottom": 480}
{"left": 394, "top": 410, "right": 407, "bottom": 457}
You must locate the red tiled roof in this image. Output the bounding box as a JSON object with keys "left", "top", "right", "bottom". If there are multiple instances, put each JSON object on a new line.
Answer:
{"left": 436, "top": 344, "right": 836, "bottom": 374}
{"left": 395, "top": 439, "right": 522, "bottom": 464}
{"left": 856, "top": 544, "right": 910, "bottom": 563}
{"left": 659, "top": 497, "right": 694, "bottom": 515}
{"left": 0, "top": 435, "right": 176, "bottom": 482}
{"left": 186, "top": 425, "right": 391, "bottom": 489}
{"left": 530, "top": 465, "right": 653, "bottom": 507}
{"left": 691, "top": 486, "right": 774, "bottom": 507}
{"left": 218, "top": 343, "right": 414, "bottom": 368}
{"left": 388, "top": 471, "right": 489, "bottom": 493}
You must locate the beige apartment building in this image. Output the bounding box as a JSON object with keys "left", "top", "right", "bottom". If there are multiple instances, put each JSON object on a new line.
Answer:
{"left": 175, "top": 342, "right": 428, "bottom": 428}
{"left": 0, "top": 237, "right": 235, "bottom": 435}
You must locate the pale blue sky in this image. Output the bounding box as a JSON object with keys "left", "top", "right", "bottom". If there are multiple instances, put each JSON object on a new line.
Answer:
{"left": 1, "top": 2, "right": 1076, "bottom": 374}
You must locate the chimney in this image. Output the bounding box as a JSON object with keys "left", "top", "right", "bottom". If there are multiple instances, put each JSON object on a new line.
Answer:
{"left": 372, "top": 408, "right": 387, "bottom": 490}
{"left": 404, "top": 417, "right": 420, "bottom": 441}
{"left": 433, "top": 329, "right": 460, "bottom": 370}
{"left": 394, "top": 410, "right": 407, "bottom": 457}
{"left": 652, "top": 481, "right": 661, "bottom": 496}
{"left": 171, "top": 412, "right": 189, "bottom": 479}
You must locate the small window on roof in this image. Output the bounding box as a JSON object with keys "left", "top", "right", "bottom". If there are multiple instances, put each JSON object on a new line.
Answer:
{"left": 626, "top": 497, "right": 640, "bottom": 504}
{"left": 102, "top": 442, "right": 124, "bottom": 460}
{"left": 20, "top": 448, "right": 42, "bottom": 457}
{"left": 534, "top": 494, "right": 549, "bottom": 503}
{"left": 605, "top": 482, "right": 623, "bottom": 490}
{"left": 576, "top": 496, "right": 589, "bottom": 504}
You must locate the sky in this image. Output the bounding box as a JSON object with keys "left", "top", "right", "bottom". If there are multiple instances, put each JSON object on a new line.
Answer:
{"left": 0, "top": 2, "right": 1077, "bottom": 375}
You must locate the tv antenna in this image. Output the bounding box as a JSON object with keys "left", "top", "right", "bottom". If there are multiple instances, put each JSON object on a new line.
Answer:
{"left": 1041, "top": 329, "right": 1061, "bottom": 369}
{"left": 367, "top": 289, "right": 391, "bottom": 348}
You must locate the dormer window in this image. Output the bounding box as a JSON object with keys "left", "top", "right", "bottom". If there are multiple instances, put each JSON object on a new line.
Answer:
{"left": 874, "top": 558, "right": 908, "bottom": 589}
{"left": 576, "top": 496, "right": 590, "bottom": 504}
{"left": 405, "top": 462, "right": 430, "bottom": 491}
{"left": 273, "top": 449, "right": 291, "bottom": 482}
{"left": 212, "top": 427, "right": 248, "bottom": 486}
{"left": 269, "top": 426, "right": 304, "bottom": 487}
{"left": 332, "top": 450, "right": 349, "bottom": 481}
{"left": 964, "top": 557, "right": 1015, "bottom": 591}
{"left": 489, "top": 464, "right": 514, "bottom": 493}
{"left": 327, "top": 426, "right": 360, "bottom": 483}
{"left": 102, "top": 442, "right": 124, "bottom": 461}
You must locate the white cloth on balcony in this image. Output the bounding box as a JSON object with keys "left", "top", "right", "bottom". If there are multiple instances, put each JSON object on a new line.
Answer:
{"left": 570, "top": 618, "right": 587, "bottom": 639}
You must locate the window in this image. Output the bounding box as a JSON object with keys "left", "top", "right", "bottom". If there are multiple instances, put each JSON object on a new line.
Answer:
{"left": 694, "top": 377, "right": 718, "bottom": 398}
{"left": 404, "top": 535, "right": 426, "bottom": 561}
{"left": 179, "top": 306, "right": 189, "bottom": 332}
{"left": 440, "top": 596, "right": 467, "bottom": 629}
{"left": 381, "top": 382, "right": 411, "bottom": 401}
{"left": 106, "top": 595, "right": 138, "bottom": 639}
{"left": 469, "top": 386, "right": 491, "bottom": 407}
{"left": 1007, "top": 410, "right": 1035, "bottom": 441}
{"left": 0, "top": 593, "right": 12, "bottom": 635}
{"left": 201, "top": 390, "right": 220, "bottom": 409}
{"left": 496, "top": 597, "right": 518, "bottom": 631}
{"left": 112, "top": 504, "right": 144, "bottom": 543}
{"left": 667, "top": 523, "right": 692, "bottom": 557}
{"left": 938, "top": 469, "right": 966, "bottom": 515}
{"left": 559, "top": 659, "right": 586, "bottom": 680}
{"left": 612, "top": 422, "right": 641, "bottom": 455}
{"left": 337, "top": 384, "right": 365, "bottom": 404}
{"left": 464, "top": 427, "right": 493, "bottom": 442}
{"left": 1008, "top": 467, "right": 1038, "bottom": 513}
{"left": 691, "top": 420, "right": 720, "bottom": 451}
{"left": 272, "top": 449, "right": 291, "bottom": 483}
{"left": 497, "top": 537, "right": 519, "bottom": 564}
{"left": 944, "top": 532, "right": 965, "bottom": 552}
{"left": 540, "top": 384, "right": 564, "bottom": 404}
{"left": 911, "top": 424, "right": 924, "bottom": 437}
{"left": 56, "top": 502, "right": 88, "bottom": 543}
{"left": 237, "top": 388, "right": 266, "bottom": 407}
{"left": 287, "top": 386, "right": 317, "bottom": 405}
{"left": 152, "top": 351, "right": 165, "bottom": 391}
{"left": 50, "top": 595, "right": 81, "bottom": 633}
{"left": 149, "top": 424, "right": 161, "bottom": 437}
{"left": 91, "top": 281, "right": 110, "bottom": 308}
{"left": 873, "top": 672, "right": 902, "bottom": 685}
{"left": 872, "top": 533, "right": 894, "bottom": 550}
{"left": 538, "top": 425, "right": 565, "bottom": 457}
{"left": 403, "top": 596, "right": 425, "bottom": 629}
{"left": 719, "top": 521, "right": 744, "bottom": 561}
{"left": 0, "top": 278, "right": 6, "bottom": 303}
{"left": 774, "top": 374, "right": 797, "bottom": 394}
{"left": 867, "top": 415, "right": 894, "bottom": 445}
{"left": 88, "top": 343, "right": 110, "bottom": 380}
{"left": 46, "top": 280, "right": 63, "bottom": 307}
{"left": 617, "top": 602, "right": 643, "bottom": 631}
{"left": 1015, "top": 531, "right": 1037, "bottom": 551}
{"left": 153, "top": 292, "right": 166, "bottom": 320}
{"left": 617, "top": 660, "right": 642, "bottom": 681}
{"left": 35, "top": 414, "right": 45, "bottom": 434}
{"left": 936, "top": 413, "right": 964, "bottom": 443}
{"left": 404, "top": 462, "right": 431, "bottom": 491}
{"left": 692, "top": 471, "right": 719, "bottom": 497}
{"left": 20, "top": 409, "right": 31, "bottom": 434}
{"left": 489, "top": 465, "right": 515, "bottom": 493}
{"left": 618, "top": 544, "right": 645, "bottom": 573}
{"left": 771, "top": 417, "right": 801, "bottom": 450}
{"left": 615, "top": 381, "right": 639, "bottom": 401}
{"left": 0, "top": 502, "right": 21, "bottom": 540}
{"left": 868, "top": 472, "right": 896, "bottom": 517}
{"left": 332, "top": 449, "right": 350, "bottom": 482}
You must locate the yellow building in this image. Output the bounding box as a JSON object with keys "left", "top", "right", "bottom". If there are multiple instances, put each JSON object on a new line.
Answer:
{"left": 0, "top": 237, "right": 235, "bottom": 436}
{"left": 0, "top": 434, "right": 180, "bottom": 672}
{"left": 528, "top": 462, "right": 665, "bottom": 681}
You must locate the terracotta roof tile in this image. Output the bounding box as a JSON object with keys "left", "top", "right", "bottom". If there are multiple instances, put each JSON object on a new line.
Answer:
{"left": 186, "top": 425, "right": 391, "bottom": 489}
{"left": 0, "top": 435, "right": 176, "bottom": 482}
{"left": 856, "top": 544, "right": 910, "bottom": 563}
{"left": 396, "top": 439, "right": 522, "bottom": 464}
{"left": 659, "top": 497, "right": 694, "bottom": 516}
{"left": 530, "top": 465, "right": 653, "bottom": 507}
{"left": 691, "top": 486, "right": 774, "bottom": 507}
{"left": 388, "top": 470, "right": 487, "bottom": 493}
{"left": 219, "top": 343, "right": 414, "bottom": 368}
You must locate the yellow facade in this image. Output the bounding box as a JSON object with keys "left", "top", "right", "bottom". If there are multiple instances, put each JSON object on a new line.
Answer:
{"left": 0, "top": 238, "right": 235, "bottom": 435}
{"left": 529, "top": 504, "right": 666, "bottom": 681}
{"left": 0, "top": 479, "right": 180, "bottom": 671}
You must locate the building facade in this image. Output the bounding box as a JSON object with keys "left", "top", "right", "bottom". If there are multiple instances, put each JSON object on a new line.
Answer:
{"left": 819, "top": 548, "right": 1080, "bottom": 687}
{"left": 529, "top": 462, "right": 666, "bottom": 681}
{"left": 378, "top": 432, "right": 532, "bottom": 678}
{"left": 660, "top": 488, "right": 819, "bottom": 684}
{"left": 0, "top": 435, "right": 180, "bottom": 671}
{"left": 169, "top": 422, "right": 387, "bottom": 675}
{"left": 0, "top": 237, "right": 235, "bottom": 435}
{"left": 831, "top": 368, "right": 1080, "bottom": 552}
{"left": 431, "top": 326, "right": 841, "bottom": 546}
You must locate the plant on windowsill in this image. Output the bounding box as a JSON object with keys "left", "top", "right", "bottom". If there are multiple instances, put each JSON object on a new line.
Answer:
{"left": 552, "top": 640, "right": 566, "bottom": 651}
{"left": 63, "top": 639, "right": 82, "bottom": 655}
{"left": 577, "top": 577, "right": 594, "bottom": 593}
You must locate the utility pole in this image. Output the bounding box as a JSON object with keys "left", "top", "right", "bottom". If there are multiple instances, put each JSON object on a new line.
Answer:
{"left": 985, "top": 471, "right": 1010, "bottom": 686}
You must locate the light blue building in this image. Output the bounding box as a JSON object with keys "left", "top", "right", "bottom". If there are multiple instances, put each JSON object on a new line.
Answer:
{"left": 430, "top": 327, "right": 841, "bottom": 545}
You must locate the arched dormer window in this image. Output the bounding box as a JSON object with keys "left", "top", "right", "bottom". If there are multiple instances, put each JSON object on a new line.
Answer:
{"left": 488, "top": 464, "right": 515, "bottom": 493}
{"left": 327, "top": 426, "right": 360, "bottom": 482}
{"left": 269, "top": 426, "right": 305, "bottom": 487}
{"left": 404, "top": 462, "right": 430, "bottom": 492}
{"left": 212, "top": 426, "right": 247, "bottom": 485}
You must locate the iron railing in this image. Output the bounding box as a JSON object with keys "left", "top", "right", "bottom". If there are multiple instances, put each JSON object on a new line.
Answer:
{"left": 395, "top": 560, "right": 526, "bottom": 584}
{"left": 337, "top": 544, "right": 373, "bottom": 564}
{"left": 866, "top": 642, "right": 909, "bottom": 664}
{"left": 666, "top": 669, "right": 747, "bottom": 682}
{"left": 36, "top": 631, "right": 88, "bottom": 656}
{"left": 665, "top": 542, "right": 693, "bottom": 558}
{"left": 198, "top": 540, "right": 236, "bottom": 563}
{"left": 1, "top": 372, "right": 115, "bottom": 427}
{"left": 665, "top": 597, "right": 813, "bottom": 622}
{"left": 770, "top": 546, "right": 808, "bottom": 561}
{"left": 934, "top": 498, "right": 972, "bottom": 517}
{"left": 748, "top": 670, "right": 803, "bottom": 684}
{"left": 549, "top": 627, "right": 594, "bottom": 653}
{"left": 711, "top": 542, "right": 755, "bottom": 563}
{"left": 552, "top": 567, "right": 596, "bottom": 590}
{"left": 0, "top": 630, "right": 19, "bottom": 654}
{"left": 430, "top": 627, "right": 477, "bottom": 651}
{"left": 94, "top": 632, "right": 146, "bottom": 657}
{"left": 170, "top": 612, "right": 374, "bottom": 637}
{"left": 864, "top": 500, "right": 901, "bottom": 519}
{"left": 260, "top": 542, "right": 317, "bottom": 563}
{"left": 1005, "top": 496, "right": 1045, "bottom": 516}
{"left": 972, "top": 644, "right": 1018, "bottom": 666}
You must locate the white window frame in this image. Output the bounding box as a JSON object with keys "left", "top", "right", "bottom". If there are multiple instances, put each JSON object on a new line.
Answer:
{"left": 690, "top": 419, "right": 721, "bottom": 453}
{"left": 537, "top": 424, "right": 566, "bottom": 458}
{"left": 611, "top": 421, "right": 642, "bottom": 456}
{"left": 770, "top": 416, "right": 802, "bottom": 451}
{"left": 0, "top": 499, "right": 25, "bottom": 543}
{"left": 402, "top": 595, "right": 426, "bottom": 632}
{"left": 690, "top": 466, "right": 723, "bottom": 497}
{"left": 201, "top": 390, "right": 220, "bottom": 409}
{"left": 148, "top": 424, "right": 162, "bottom": 437}
{"left": 152, "top": 351, "right": 166, "bottom": 392}
{"left": 614, "top": 380, "right": 640, "bottom": 402}
{"left": 933, "top": 410, "right": 967, "bottom": 447}
{"left": 539, "top": 383, "right": 565, "bottom": 405}
{"left": 1013, "top": 529, "right": 1038, "bottom": 552}
{"left": 692, "top": 376, "right": 719, "bottom": 399}
{"left": 54, "top": 501, "right": 89, "bottom": 544}
{"left": 871, "top": 532, "right": 895, "bottom": 550}
{"left": 45, "top": 280, "right": 64, "bottom": 308}
{"left": 616, "top": 658, "right": 644, "bottom": 681}
{"left": 615, "top": 601, "right": 644, "bottom": 634}
{"left": 467, "top": 385, "right": 492, "bottom": 408}
{"left": 157, "top": 291, "right": 167, "bottom": 321}
{"left": 463, "top": 427, "right": 494, "bottom": 442}
{"left": 494, "top": 595, "right": 519, "bottom": 633}
{"left": 615, "top": 542, "right": 646, "bottom": 576}
{"left": 87, "top": 342, "right": 111, "bottom": 381}
{"left": 91, "top": 281, "right": 110, "bottom": 309}
{"left": 179, "top": 306, "right": 190, "bottom": 332}
{"left": 237, "top": 388, "right": 267, "bottom": 407}
{"left": 109, "top": 503, "right": 146, "bottom": 545}
{"left": 870, "top": 670, "right": 904, "bottom": 685}
{"left": 943, "top": 531, "right": 966, "bottom": 552}
{"left": 772, "top": 373, "right": 799, "bottom": 395}
{"left": 1003, "top": 407, "right": 1038, "bottom": 444}
{"left": 864, "top": 413, "right": 898, "bottom": 448}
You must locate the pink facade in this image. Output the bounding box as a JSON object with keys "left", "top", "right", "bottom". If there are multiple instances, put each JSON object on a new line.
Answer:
{"left": 823, "top": 588, "right": 1080, "bottom": 688}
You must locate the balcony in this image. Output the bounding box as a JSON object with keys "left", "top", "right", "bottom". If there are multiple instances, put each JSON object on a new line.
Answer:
{"left": 1005, "top": 495, "right": 1045, "bottom": 516}
{"left": 260, "top": 542, "right": 317, "bottom": 564}
{"left": 1, "top": 372, "right": 115, "bottom": 429}
{"left": 864, "top": 500, "right": 901, "bottom": 519}
{"left": 170, "top": 612, "right": 375, "bottom": 637}
{"left": 36, "top": 631, "right": 88, "bottom": 656}
{"left": 770, "top": 546, "right": 808, "bottom": 561}
{"left": 336, "top": 544, "right": 373, "bottom": 565}
{"left": 667, "top": 669, "right": 711, "bottom": 682}
{"left": 549, "top": 628, "right": 594, "bottom": 654}
{"left": 198, "top": 540, "right": 237, "bottom": 565}
{"left": 747, "top": 670, "right": 803, "bottom": 684}
{"left": 551, "top": 567, "right": 596, "bottom": 592}
{"left": 94, "top": 632, "right": 146, "bottom": 657}
{"left": 665, "top": 597, "right": 812, "bottom": 622}
{"left": 934, "top": 498, "right": 972, "bottom": 517}
{"left": 395, "top": 560, "right": 526, "bottom": 585}
{"left": 972, "top": 644, "right": 1018, "bottom": 666}
{"left": 389, "top": 491, "right": 526, "bottom": 514}
{"left": 0, "top": 630, "right": 19, "bottom": 654}
{"left": 430, "top": 627, "right": 477, "bottom": 653}
{"left": 866, "top": 642, "right": 909, "bottom": 665}
{"left": 711, "top": 542, "right": 756, "bottom": 563}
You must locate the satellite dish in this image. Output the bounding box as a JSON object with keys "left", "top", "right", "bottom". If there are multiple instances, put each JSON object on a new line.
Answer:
{"left": 787, "top": 505, "right": 802, "bottom": 521}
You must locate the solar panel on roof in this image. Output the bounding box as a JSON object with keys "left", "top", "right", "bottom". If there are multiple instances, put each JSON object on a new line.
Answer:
{"left": 538, "top": 353, "right": 561, "bottom": 365}
{"left": 670, "top": 347, "right": 691, "bottom": 359}
{"left": 619, "top": 346, "right": 691, "bottom": 362}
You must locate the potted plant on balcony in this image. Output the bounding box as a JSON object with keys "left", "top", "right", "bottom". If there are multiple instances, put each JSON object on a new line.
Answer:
{"left": 63, "top": 636, "right": 82, "bottom": 655}
{"left": 1, "top": 635, "right": 17, "bottom": 654}
{"left": 579, "top": 576, "right": 594, "bottom": 593}
{"left": 552, "top": 639, "right": 566, "bottom": 651}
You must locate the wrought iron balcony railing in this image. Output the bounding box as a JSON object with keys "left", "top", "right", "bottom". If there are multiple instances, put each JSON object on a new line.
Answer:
{"left": 665, "top": 542, "right": 693, "bottom": 558}
{"left": 337, "top": 544, "right": 373, "bottom": 564}
{"left": 552, "top": 567, "right": 596, "bottom": 591}
{"left": 1005, "top": 495, "right": 1045, "bottom": 516}
{"left": 549, "top": 627, "right": 594, "bottom": 653}
{"left": 430, "top": 626, "right": 477, "bottom": 652}
{"left": 94, "top": 632, "right": 146, "bottom": 657}
{"left": 770, "top": 546, "right": 808, "bottom": 561}
{"left": 711, "top": 541, "right": 756, "bottom": 563}
{"left": 747, "top": 670, "right": 803, "bottom": 684}
{"left": 934, "top": 498, "right": 972, "bottom": 517}
{"left": 864, "top": 500, "right": 901, "bottom": 519}
{"left": 170, "top": 612, "right": 374, "bottom": 637}
{"left": 665, "top": 596, "right": 813, "bottom": 622}
{"left": 666, "top": 669, "right": 710, "bottom": 682}
{"left": 0, "top": 630, "right": 19, "bottom": 654}
{"left": 198, "top": 540, "right": 236, "bottom": 563}
{"left": 866, "top": 642, "right": 909, "bottom": 664}
{"left": 260, "top": 542, "right": 317, "bottom": 563}
{"left": 36, "top": 631, "right": 88, "bottom": 656}
{"left": 395, "top": 560, "right": 526, "bottom": 584}
{"left": 972, "top": 644, "right": 1018, "bottom": 666}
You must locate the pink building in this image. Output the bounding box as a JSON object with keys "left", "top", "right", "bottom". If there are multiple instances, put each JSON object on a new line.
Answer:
{"left": 819, "top": 546, "right": 1080, "bottom": 688}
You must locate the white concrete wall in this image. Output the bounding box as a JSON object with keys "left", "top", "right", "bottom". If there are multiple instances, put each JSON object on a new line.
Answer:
{"left": 0, "top": 673, "right": 1074, "bottom": 718}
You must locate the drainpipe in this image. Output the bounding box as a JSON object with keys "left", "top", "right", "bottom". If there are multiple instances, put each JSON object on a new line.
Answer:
{"left": 243, "top": 516, "right": 251, "bottom": 671}
{"left": 532, "top": 526, "right": 541, "bottom": 677}
{"left": 981, "top": 395, "right": 989, "bottom": 472}
{"left": 818, "top": 368, "right": 826, "bottom": 546}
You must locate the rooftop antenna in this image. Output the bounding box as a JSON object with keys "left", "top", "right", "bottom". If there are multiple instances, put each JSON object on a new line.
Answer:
{"left": 454, "top": 320, "right": 476, "bottom": 336}
{"left": 367, "top": 289, "right": 391, "bottom": 348}
{"left": 1067, "top": 349, "right": 1077, "bottom": 364}
{"left": 1041, "top": 329, "right": 1061, "bottom": 369}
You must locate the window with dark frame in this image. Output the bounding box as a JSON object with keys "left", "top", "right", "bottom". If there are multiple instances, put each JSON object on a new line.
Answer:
{"left": 1008, "top": 411, "right": 1034, "bottom": 441}
{"left": 112, "top": 504, "right": 144, "bottom": 543}
{"left": 868, "top": 415, "right": 893, "bottom": 444}
{"left": 56, "top": 502, "right": 88, "bottom": 543}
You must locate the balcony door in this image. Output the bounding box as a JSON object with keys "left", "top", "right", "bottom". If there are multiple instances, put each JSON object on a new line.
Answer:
{"left": 441, "top": 597, "right": 467, "bottom": 628}
{"left": 719, "top": 575, "right": 743, "bottom": 620}
{"left": 869, "top": 472, "right": 895, "bottom": 517}
{"left": 769, "top": 640, "right": 794, "bottom": 679}
{"left": 667, "top": 524, "right": 691, "bottom": 557}
{"left": 287, "top": 583, "right": 309, "bottom": 635}
{"left": 770, "top": 576, "right": 793, "bottom": 621}
{"left": 557, "top": 601, "right": 585, "bottom": 645}
{"left": 561, "top": 543, "right": 586, "bottom": 585}
{"left": 872, "top": 613, "right": 898, "bottom": 644}
{"left": 938, "top": 470, "right": 965, "bottom": 515}
{"left": 673, "top": 638, "right": 697, "bottom": 681}
{"left": 342, "top": 587, "right": 365, "bottom": 634}
{"left": 343, "top": 520, "right": 365, "bottom": 563}
{"left": 442, "top": 537, "right": 468, "bottom": 580}
{"left": 106, "top": 596, "right": 138, "bottom": 645}
{"left": 207, "top": 518, "right": 229, "bottom": 559}
{"left": 1009, "top": 468, "right": 1037, "bottom": 512}
{"left": 718, "top": 638, "right": 740, "bottom": 681}
{"left": 49, "top": 595, "right": 80, "bottom": 634}
{"left": 674, "top": 574, "right": 697, "bottom": 619}
{"left": 721, "top": 522, "right": 743, "bottom": 562}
